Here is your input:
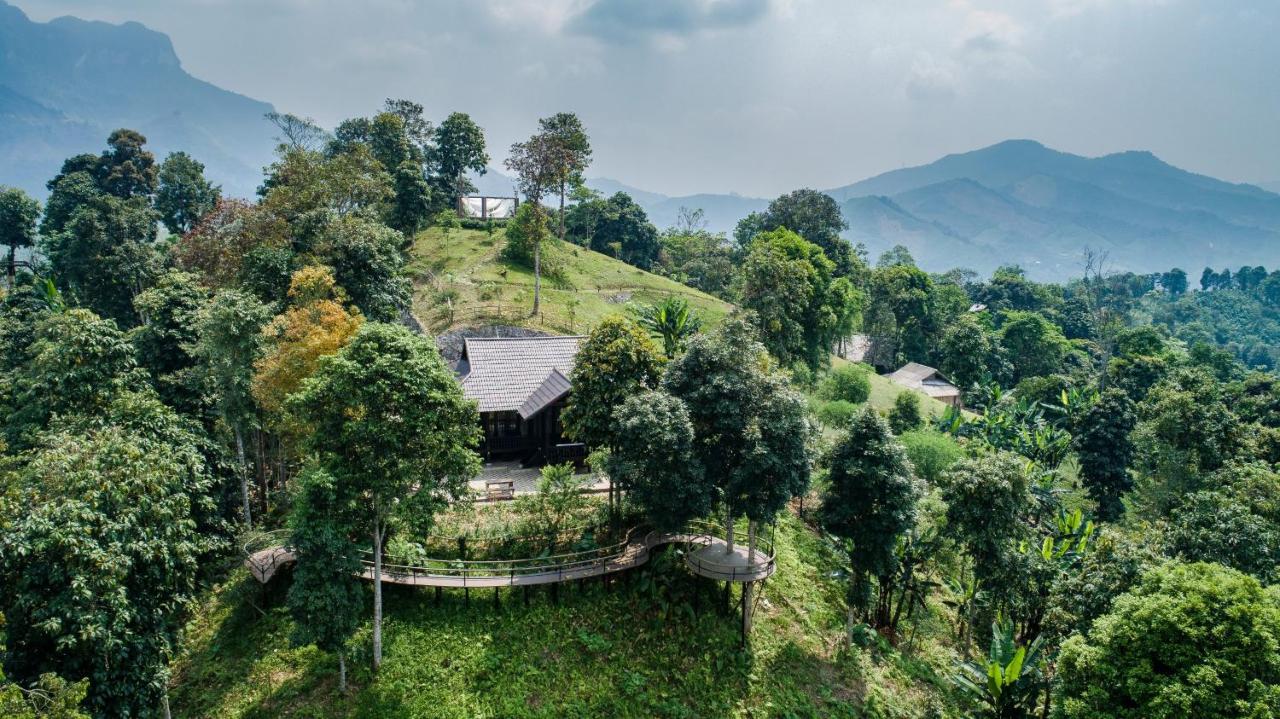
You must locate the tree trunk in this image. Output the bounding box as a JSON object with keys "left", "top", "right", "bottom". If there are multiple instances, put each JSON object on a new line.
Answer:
{"left": 162, "top": 692, "right": 171, "bottom": 719}
{"left": 532, "top": 236, "right": 541, "bottom": 316}
{"left": 234, "top": 425, "right": 252, "bottom": 527}
{"left": 257, "top": 429, "right": 268, "bottom": 516}
{"left": 741, "top": 580, "right": 754, "bottom": 642}
{"left": 6, "top": 244, "right": 14, "bottom": 291}
{"left": 558, "top": 184, "right": 566, "bottom": 241}
{"left": 373, "top": 523, "right": 384, "bottom": 670}
{"left": 724, "top": 510, "right": 735, "bottom": 555}
{"left": 747, "top": 520, "right": 758, "bottom": 566}
{"left": 338, "top": 650, "right": 348, "bottom": 694}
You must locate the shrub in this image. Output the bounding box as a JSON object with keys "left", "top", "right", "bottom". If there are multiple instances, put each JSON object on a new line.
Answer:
{"left": 898, "top": 430, "right": 962, "bottom": 484}
{"left": 887, "top": 391, "right": 923, "bottom": 434}
{"left": 819, "top": 364, "right": 871, "bottom": 404}
{"left": 814, "top": 399, "right": 859, "bottom": 428}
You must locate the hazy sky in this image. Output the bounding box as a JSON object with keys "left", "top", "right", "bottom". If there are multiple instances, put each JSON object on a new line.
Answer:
{"left": 16, "top": 0, "right": 1280, "bottom": 197}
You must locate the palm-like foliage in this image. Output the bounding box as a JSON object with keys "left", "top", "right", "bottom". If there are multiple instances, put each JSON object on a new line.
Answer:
{"left": 954, "top": 618, "right": 1046, "bottom": 719}
{"left": 636, "top": 296, "right": 702, "bottom": 357}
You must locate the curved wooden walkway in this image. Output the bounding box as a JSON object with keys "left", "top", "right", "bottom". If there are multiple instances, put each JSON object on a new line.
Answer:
{"left": 245, "top": 522, "right": 775, "bottom": 588}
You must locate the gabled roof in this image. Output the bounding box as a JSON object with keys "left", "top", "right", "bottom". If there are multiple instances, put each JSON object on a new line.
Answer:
{"left": 886, "top": 362, "right": 960, "bottom": 398}
{"left": 518, "top": 368, "right": 572, "bottom": 419}
{"left": 887, "top": 362, "right": 940, "bottom": 384}
{"left": 458, "top": 335, "right": 583, "bottom": 414}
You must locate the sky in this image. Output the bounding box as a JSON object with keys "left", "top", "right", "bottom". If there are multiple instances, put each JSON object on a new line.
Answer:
{"left": 15, "top": 0, "right": 1280, "bottom": 197}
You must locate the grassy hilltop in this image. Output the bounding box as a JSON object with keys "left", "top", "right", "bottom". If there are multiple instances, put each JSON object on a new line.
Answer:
{"left": 408, "top": 225, "right": 733, "bottom": 335}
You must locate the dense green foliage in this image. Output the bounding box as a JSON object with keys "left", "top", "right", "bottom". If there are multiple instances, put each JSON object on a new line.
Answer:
{"left": 821, "top": 408, "right": 920, "bottom": 628}
{"left": 9, "top": 100, "right": 1280, "bottom": 719}
{"left": 561, "top": 315, "right": 663, "bottom": 449}
{"left": 609, "top": 390, "right": 710, "bottom": 530}
{"left": 1054, "top": 562, "right": 1280, "bottom": 718}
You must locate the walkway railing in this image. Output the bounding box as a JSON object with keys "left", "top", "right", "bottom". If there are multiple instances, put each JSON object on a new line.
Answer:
{"left": 246, "top": 521, "right": 776, "bottom": 588}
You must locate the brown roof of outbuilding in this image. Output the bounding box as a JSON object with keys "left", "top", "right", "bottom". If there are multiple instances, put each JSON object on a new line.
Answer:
{"left": 459, "top": 335, "right": 583, "bottom": 414}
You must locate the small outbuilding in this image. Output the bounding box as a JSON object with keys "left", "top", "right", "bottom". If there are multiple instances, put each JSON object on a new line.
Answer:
{"left": 456, "top": 335, "right": 585, "bottom": 465}
{"left": 885, "top": 362, "right": 962, "bottom": 407}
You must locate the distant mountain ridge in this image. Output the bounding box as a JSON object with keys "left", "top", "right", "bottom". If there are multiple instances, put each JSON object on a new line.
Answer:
{"left": 3, "top": 0, "right": 1277, "bottom": 281}
{"left": 0, "top": 0, "right": 275, "bottom": 198}
{"left": 553, "top": 140, "right": 1280, "bottom": 281}
{"left": 822, "top": 140, "right": 1280, "bottom": 279}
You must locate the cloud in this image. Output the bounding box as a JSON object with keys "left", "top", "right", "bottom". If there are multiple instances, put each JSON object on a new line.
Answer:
{"left": 566, "top": 0, "right": 771, "bottom": 44}
{"left": 904, "top": 52, "right": 963, "bottom": 102}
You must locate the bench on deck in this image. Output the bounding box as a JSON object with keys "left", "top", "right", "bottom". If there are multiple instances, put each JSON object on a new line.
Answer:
{"left": 486, "top": 480, "right": 515, "bottom": 501}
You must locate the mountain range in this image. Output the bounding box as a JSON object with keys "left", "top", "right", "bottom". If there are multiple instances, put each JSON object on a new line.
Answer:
{"left": 0, "top": 0, "right": 274, "bottom": 199}
{"left": 3, "top": 0, "right": 1279, "bottom": 281}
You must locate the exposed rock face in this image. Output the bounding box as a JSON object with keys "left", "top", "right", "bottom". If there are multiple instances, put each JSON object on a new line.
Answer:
{"left": 435, "top": 325, "right": 552, "bottom": 367}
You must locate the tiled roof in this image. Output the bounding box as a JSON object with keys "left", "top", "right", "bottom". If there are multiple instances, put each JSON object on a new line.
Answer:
{"left": 459, "top": 335, "right": 583, "bottom": 414}
{"left": 518, "top": 368, "right": 572, "bottom": 419}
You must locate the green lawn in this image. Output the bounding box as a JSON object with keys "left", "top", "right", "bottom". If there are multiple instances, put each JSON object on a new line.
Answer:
{"left": 830, "top": 356, "right": 956, "bottom": 419}
{"left": 169, "top": 513, "right": 962, "bottom": 718}
{"left": 408, "top": 226, "right": 733, "bottom": 335}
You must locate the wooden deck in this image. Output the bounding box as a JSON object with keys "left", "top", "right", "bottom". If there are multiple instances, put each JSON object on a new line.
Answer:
{"left": 245, "top": 524, "right": 775, "bottom": 588}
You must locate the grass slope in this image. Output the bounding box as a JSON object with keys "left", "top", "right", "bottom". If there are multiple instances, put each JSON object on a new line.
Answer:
{"left": 170, "top": 514, "right": 961, "bottom": 718}
{"left": 408, "top": 226, "right": 733, "bottom": 335}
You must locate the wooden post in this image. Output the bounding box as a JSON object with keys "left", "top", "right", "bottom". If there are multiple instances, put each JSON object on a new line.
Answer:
{"left": 435, "top": 586, "right": 441, "bottom": 605}
{"left": 494, "top": 587, "right": 500, "bottom": 609}
{"left": 741, "top": 580, "right": 754, "bottom": 646}
{"left": 464, "top": 587, "right": 470, "bottom": 608}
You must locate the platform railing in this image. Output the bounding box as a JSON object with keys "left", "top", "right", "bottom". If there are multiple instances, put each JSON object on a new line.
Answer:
{"left": 247, "top": 521, "right": 778, "bottom": 587}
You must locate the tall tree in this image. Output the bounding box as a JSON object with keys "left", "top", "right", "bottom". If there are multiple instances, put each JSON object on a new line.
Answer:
{"left": 941, "top": 452, "right": 1031, "bottom": 587}
{"left": 561, "top": 315, "right": 662, "bottom": 450}
{"left": 608, "top": 390, "right": 711, "bottom": 530}
{"left": 0, "top": 187, "right": 39, "bottom": 290}
{"left": 868, "top": 263, "right": 938, "bottom": 365}
{"left": 41, "top": 190, "right": 162, "bottom": 326}
{"left": 821, "top": 408, "right": 920, "bottom": 633}
{"left": 740, "top": 227, "right": 861, "bottom": 370}
{"left": 430, "top": 112, "right": 489, "bottom": 208}
{"left": 577, "top": 192, "right": 660, "bottom": 269}
{"left": 937, "top": 313, "right": 1008, "bottom": 392}
{"left": 759, "top": 188, "right": 855, "bottom": 277}
{"left": 1071, "top": 388, "right": 1136, "bottom": 521}
{"left": 286, "top": 467, "right": 364, "bottom": 694}
{"left": 97, "top": 129, "right": 158, "bottom": 199}
{"left": 131, "top": 270, "right": 209, "bottom": 413}
{"left": 288, "top": 323, "right": 480, "bottom": 671}
{"left": 315, "top": 215, "right": 411, "bottom": 322}
{"left": 537, "top": 112, "right": 592, "bottom": 242}
{"left": 4, "top": 309, "right": 144, "bottom": 450}
{"left": 663, "top": 318, "right": 814, "bottom": 560}
{"left": 252, "top": 266, "right": 363, "bottom": 419}
{"left": 155, "top": 152, "right": 221, "bottom": 235}
{"left": 505, "top": 133, "right": 557, "bottom": 314}
{"left": 191, "top": 289, "right": 272, "bottom": 526}
{"left": 999, "top": 311, "right": 1069, "bottom": 382}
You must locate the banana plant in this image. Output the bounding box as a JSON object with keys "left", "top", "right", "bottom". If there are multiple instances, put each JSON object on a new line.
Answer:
{"left": 953, "top": 617, "right": 1046, "bottom": 719}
